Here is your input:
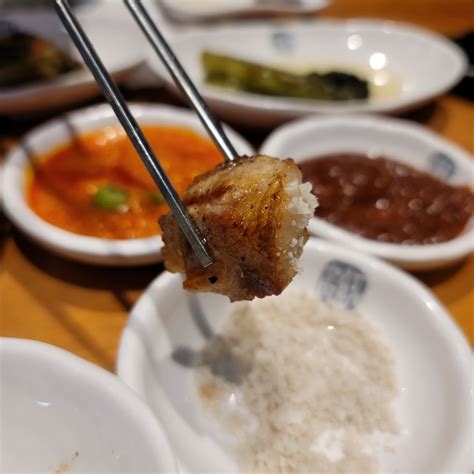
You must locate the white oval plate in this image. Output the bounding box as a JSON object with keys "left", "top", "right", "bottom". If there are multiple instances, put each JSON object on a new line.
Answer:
{"left": 149, "top": 19, "right": 467, "bottom": 127}
{"left": 117, "top": 238, "right": 472, "bottom": 473}
{"left": 1, "top": 103, "right": 254, "bottom": 265}
{"left": 261, "top": 115, "right": 474, "bottom": 270}
{"left": 0, "top": 12, "right": 145, "bottom": 115}
{"left": 0, "top": 337, "right": 177, "bottom": 473}
{"left": 160, "top": 0, "right": 330, "bottom": 21}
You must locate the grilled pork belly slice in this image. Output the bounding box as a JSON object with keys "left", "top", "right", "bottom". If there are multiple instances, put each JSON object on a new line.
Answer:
{"left": 160, "top": 155, "right": 317, "bottom": 302}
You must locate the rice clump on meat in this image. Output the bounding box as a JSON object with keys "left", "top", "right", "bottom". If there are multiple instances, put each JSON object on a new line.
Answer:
{"left": 196, "top": 288, "right": 399, "bottom": 473}
{"left": 282, "top": 180, "right": 318, "bottom": 270}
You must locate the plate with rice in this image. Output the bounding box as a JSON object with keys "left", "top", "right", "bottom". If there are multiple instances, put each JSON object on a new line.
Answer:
{"left": 116, "top": 238, "right": 471, "bottom": 473}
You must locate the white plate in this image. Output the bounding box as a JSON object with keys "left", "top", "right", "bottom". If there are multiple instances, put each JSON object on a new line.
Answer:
{"left": 261, "top": 115, "right": 474, "bottom": 270}
{"left": 0, "top": 12, "right": 145, "bottom": 115}
{"left": 160, "top": 0, "right": 330, "bottom": 21}
{"left": 149, "top": 19, "right": 467, "bottom": 127}
{"left": 117, "top": 238, "right": 472, "bottom": 473}
{"left": 1, "top": 103, "right": 254, "bottom": 265}
{"left": 0, "top": 337, "right": 177, "bottom": 473}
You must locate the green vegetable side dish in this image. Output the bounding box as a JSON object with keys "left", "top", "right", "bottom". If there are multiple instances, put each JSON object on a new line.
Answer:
{"left": 0, "top": 32, "right": 81, "bottom": 88}
{"left": 202, "top": 51, "right": 369, "bottom": 101}
{"left": 93, "top": 186, "right": 129, "bottom": 213}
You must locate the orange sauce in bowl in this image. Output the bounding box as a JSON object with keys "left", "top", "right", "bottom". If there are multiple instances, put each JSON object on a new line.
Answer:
{"left": 27, "top": 125, "right": 222, "bottom": 239}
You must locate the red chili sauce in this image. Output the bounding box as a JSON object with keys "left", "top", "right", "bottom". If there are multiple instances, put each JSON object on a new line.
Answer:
{"left": 299, "top": 153, "right": 473, "bottom": 245}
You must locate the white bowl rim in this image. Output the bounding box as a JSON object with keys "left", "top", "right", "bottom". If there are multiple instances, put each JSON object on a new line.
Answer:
{"left": 157, "top": 18, "right": 468, "bottom": 116}
{"left": 0, "top": 336, "right": 178, "bottom": 473}
{"left": 260, "top": 114, "right": 474, "bottom": 265}
{"left": 161, "top": 0, "right": 331, "bottom": 18}
{"left": 116, "top": 237, "right": 472, "bottom": 470}
{"left": 2, "top": 102, "right": 254, "bottom": 265}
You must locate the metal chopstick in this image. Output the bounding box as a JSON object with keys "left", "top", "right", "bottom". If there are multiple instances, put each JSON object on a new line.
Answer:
{"left": 53, "top": 0, "right": 213, "bottom": 268}
{"left": 123, "top": 0, "right": 238, "bottom": 163}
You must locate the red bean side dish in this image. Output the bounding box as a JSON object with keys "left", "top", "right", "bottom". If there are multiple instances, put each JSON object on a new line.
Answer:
{"left": 300, "top": 154, "right": 474, "bottom": 245}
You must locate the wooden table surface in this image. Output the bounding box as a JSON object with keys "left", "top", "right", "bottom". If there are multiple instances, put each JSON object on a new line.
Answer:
{"left": 1, "top": 0, "right": 473, "bottom": 373}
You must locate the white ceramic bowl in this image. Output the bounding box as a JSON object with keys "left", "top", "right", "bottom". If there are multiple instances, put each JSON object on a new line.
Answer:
{"left": 261, "top": 115, "right": 474, "bottom": 270}
{"left": 2, "top": 103, "right": 254, "bottom": 266}
{"left": 0, "top": 12, "right": 146, "bottom": 116}
{"left": 160, "top": 0, "right": 330, "bottom": 21}
{"left": 0, "top": 337, "right": 177, "bottom": 473}
{"left": 117, "top": 238, "right": 472, "bottom": 473}
{"left": 149, "top": 19, "right": 467, "bottom": 127}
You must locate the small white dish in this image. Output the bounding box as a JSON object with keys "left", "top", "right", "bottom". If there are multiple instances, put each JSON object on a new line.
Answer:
{"left": 149, "top": 19, "right": 467, "bottom": 127}
{"left": 261, "top": 115, "right": 474, "bottom": 270}
{"left": 0, "top": 337, "right": 177, "bottom": 473}
{"left": 1, "top": 103, "right": 254, "bottom": 265}
{"left": 117, "top": 238, "right": 472, "bottom": 473}
{"left": 160, "top": 0, "right": 330, "bottom": 21}
{"left": 0, "top": 12, "right": 145, "bottom": 116}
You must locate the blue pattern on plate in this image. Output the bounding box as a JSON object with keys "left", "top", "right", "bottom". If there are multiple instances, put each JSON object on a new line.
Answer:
{"left": 428, "top": 152, "right": 456, "bottom": 179}
{"left": 318, "top": 260, "right": 367, "bottom": 310}
{"left": 271, "top": 31, "right": 294, "bottom": 52}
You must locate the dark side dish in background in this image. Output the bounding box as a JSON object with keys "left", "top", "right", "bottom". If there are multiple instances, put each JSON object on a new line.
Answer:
{"left": 0, "top": 32, "right": 80, "bottom": 88}
{"left": 300, "top": 154, "right": 473, "bottom": 245}
{"left": 27, "top": 126, "right": 222, "bottom": 239}
{"left": 202, "top": 51, "right": 369, "bottom": 101}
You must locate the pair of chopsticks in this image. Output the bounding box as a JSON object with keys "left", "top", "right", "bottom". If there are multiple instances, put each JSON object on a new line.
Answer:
{"left": 53, "top": 0, "right": 239, "bottom": 268}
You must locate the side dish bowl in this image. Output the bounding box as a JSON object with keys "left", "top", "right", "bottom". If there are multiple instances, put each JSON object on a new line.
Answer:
{"left": 149, "top": 19, "right": 467, "bottom": 127}
{"left": 0, "top": 337, "right": 177, "bottom": 473}
{"left": 159, "top": 0, "right": 330, "bottom": 21}
{"left": 261, "top": 115, "right": 474, "bottom": 270}
{"left": 2, "top": 103, "right": 254, "bottom": 265}
{"left": 0, "top": 13, "right": 145, "bottom": 116}
{"left": 116, "top": 238, "right": 472, "bottom": 473}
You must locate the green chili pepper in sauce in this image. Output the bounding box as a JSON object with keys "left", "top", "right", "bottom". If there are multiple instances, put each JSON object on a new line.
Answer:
{"left": 93, "top": 186, "right": 129, "bottom": 212}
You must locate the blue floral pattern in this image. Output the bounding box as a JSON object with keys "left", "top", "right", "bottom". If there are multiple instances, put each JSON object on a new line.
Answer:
{"left": 318, "top": 260, "right": 367, "bottom": 309}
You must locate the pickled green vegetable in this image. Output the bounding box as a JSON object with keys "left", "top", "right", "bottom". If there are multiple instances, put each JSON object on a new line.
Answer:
{"left": 93, "top": 186, "right": 129, "bottom": 212}
{"left": 202, "top": 51, "right": 369, "bottom": 101}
